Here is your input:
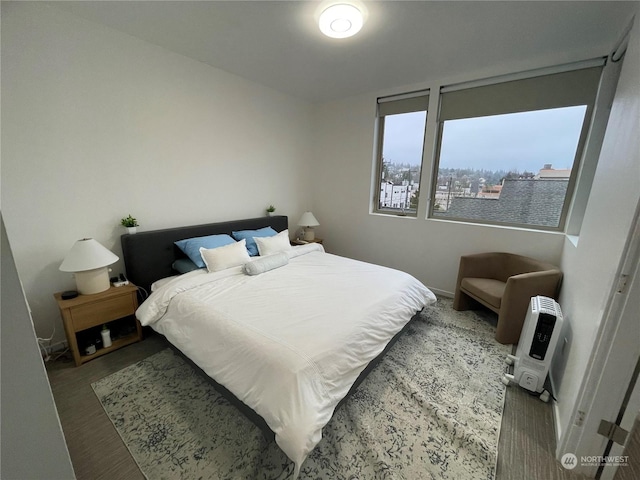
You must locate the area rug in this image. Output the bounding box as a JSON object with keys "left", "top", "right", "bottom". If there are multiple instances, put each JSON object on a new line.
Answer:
{"left": 92, "top": 297, "right": 510, "bottom": 479}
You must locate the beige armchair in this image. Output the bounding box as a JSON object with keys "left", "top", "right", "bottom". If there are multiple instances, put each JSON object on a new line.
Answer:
{"left": 453, "top": 252, "right": 562, "bottom": 345}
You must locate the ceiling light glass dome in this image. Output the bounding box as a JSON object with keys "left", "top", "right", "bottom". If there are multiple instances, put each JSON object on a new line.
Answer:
{"left": 319, "top": 4, "right": 364, "bottom": 39}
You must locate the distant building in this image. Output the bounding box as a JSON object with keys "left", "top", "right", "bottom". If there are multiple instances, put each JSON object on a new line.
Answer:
{"left": 535, "top": 164, "right": 571, "bottom": 179}
{"left": 477, "top": 184, "right": 502, "bottom": 199}
{"left": 380, "top": 181, "right": 418, "bottom": 209}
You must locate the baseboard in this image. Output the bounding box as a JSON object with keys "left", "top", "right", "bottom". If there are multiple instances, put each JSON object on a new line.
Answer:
{"left": 429, "top": 287, "right": 454, "bottom": 298}
{"left": 549, "top": 372, "right": 563, "bottom": 450}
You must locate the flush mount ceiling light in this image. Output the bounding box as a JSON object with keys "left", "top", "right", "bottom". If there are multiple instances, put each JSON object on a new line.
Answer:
{"left": 319, "top": 3, "right": 364, "bottom": 39}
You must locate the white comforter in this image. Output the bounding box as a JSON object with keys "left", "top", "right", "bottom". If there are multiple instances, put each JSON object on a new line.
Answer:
{"left": 137, "top": 244, "right": 436, "bottom": 474}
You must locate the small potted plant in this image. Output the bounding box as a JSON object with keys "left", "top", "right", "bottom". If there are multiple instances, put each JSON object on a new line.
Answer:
{"left": 121, "top": 214, "right": 139, "bottom": 234}
{"left": 266, "top": 205, "right": 276, "bottom": 217}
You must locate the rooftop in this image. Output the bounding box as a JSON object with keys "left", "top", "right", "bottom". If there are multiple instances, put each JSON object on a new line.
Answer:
{"left": 434, "top": 178, "right": 569, "bottom": 227}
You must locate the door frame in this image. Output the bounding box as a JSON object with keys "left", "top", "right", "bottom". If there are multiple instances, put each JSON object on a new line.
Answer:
{"left": 557, "top": 203, "right": 640, "bottom": 476}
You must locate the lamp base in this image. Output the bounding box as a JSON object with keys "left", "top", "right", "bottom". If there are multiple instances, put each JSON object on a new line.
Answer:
{"left": 75, "top": 267, "right": 111, "bottom": 295}
{"left": 303, "top": 228, "right": 315, "bottom": 241}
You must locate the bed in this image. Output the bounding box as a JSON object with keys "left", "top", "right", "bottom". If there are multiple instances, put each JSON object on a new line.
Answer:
{"left": 121, "top": 215, "right": 436, "bottom": 476}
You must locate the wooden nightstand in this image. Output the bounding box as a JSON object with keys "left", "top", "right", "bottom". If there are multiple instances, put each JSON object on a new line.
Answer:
{"left": 54, "top": 284, "right": 143, "bottom": 366}
{"left": 291, "top": 238, "right": 324, "bottom": 245}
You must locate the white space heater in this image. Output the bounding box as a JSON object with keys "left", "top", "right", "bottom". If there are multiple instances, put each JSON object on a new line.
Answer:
{"left": 502, "top": 296, "right": 563, "bottom": 402}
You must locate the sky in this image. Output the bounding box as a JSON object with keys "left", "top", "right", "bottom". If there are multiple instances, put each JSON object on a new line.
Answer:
{"left": 383, "top": 105, "right": 587, "bottom": 173}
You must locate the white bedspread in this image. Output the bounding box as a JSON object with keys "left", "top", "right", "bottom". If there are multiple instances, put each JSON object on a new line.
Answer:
{"left": 136, "top": 244, "right": 436, "bottom": 474}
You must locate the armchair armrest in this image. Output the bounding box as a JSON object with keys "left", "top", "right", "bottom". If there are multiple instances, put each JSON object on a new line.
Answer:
{"left": 505, "top": 270, "right": 563, "bottom": 300}
{"left": 497, "top": 270, "right": 563, "bottom": 343}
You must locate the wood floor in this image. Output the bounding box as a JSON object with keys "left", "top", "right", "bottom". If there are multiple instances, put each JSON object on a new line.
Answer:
{"left": 47, "top": 330, "right": 591, "bottom": 480}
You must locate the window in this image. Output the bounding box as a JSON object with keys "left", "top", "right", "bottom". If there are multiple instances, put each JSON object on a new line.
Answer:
{"left": 430, "top": 66, "right": 602, "bottom": 230}
{"left": 373, "top": 92, "right": 429, "bottom": 216}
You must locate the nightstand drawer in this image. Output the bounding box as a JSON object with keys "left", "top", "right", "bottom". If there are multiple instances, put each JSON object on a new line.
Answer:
{"left": 71, "top": 294, "right": 135, "bottom": 331}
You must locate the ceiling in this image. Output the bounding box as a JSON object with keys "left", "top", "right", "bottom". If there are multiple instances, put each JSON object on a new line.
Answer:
{"left": 48, "top": 1, "right": 636, "bottom": 103}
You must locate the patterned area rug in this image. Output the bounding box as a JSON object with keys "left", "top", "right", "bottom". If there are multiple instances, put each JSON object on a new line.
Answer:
{"left": 92, "top": 297, "right": 510, "bottom": 479}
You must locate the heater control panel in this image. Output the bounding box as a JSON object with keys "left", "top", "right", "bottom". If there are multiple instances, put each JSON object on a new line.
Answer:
{"left": 528, "top": 312, "right": 557, "bottom": 361}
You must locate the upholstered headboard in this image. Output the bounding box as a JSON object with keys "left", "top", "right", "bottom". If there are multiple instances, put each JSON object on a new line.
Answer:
{"left": 121, "top": 215, "right": 288, "bottom": 294}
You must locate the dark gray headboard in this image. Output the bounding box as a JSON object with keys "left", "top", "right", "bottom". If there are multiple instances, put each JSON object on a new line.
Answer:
{"left": 121, "top": 215, "right": 288, "bottom": 294}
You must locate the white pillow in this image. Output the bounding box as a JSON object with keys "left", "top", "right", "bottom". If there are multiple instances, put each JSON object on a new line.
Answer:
{"left": 254, "top": 229, "right": 292, "bottom": 256}
{"left": 199, "top": 239, "right": 250, "bottom": 273}
{"left": 243, "top": 252, "right": 289, "bottom": 275}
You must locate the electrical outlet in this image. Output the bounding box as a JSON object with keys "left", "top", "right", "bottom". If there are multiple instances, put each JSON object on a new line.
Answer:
{"left": 575, "top": 410, "right": 586, "bottom": 427}
{"left": 44, "top": 341, "right": 69, "bottom": 356}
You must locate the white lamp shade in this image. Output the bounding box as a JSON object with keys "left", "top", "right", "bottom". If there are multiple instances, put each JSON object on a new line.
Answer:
{"left": 297, "top": 212, "right": 320, "bottom": 227}
{"left": 59, "top": 238, "right": 119, "bottom": 272}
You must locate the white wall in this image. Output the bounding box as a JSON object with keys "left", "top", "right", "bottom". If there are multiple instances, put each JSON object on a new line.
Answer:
{"left": 552, "top": 9, "right": 640, "bottom": 447}
{"left": 311, "top": 79, "right": 567, "bottom": 295}
{"left": 1, "top": 3, "right": 313, "bottom": 344}
{"left": 1, "top": 216, "right": 76, "bottom": 479}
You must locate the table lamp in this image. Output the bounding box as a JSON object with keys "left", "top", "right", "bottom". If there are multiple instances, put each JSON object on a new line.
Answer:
{"left": 297, "top": 212, "right": 320, "bottom": 241}
{"left": 59, "top": 238, "right": 119, "bottom": 295}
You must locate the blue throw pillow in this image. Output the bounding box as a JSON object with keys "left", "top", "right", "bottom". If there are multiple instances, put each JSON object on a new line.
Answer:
{"left": 232, "top": 227, "right": 277, "bottom": 256}
{"left": 174, "top": 234, "right": 235, "bottom": 268}
{"left": 171, "top": 258, "right": 200, "bottom": 274}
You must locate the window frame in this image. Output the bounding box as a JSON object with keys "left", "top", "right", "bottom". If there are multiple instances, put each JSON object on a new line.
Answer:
{"left": 372, "top": 91, "right": 429, "bottom": 217}
{"left": 427, "top": 66, "right": 602, "bottom": 231}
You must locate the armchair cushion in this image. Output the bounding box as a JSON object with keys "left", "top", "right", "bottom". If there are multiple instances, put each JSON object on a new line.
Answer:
{"left": 460, "top": 278, "right": 505, "bottom": 310}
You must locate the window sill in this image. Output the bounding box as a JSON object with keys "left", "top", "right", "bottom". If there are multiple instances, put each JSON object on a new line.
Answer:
{"left": 370, "top": 211, "right": 418, "bottom": 219}
{"left": 425, "top": 217, "right": 566, "bottom": 235}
